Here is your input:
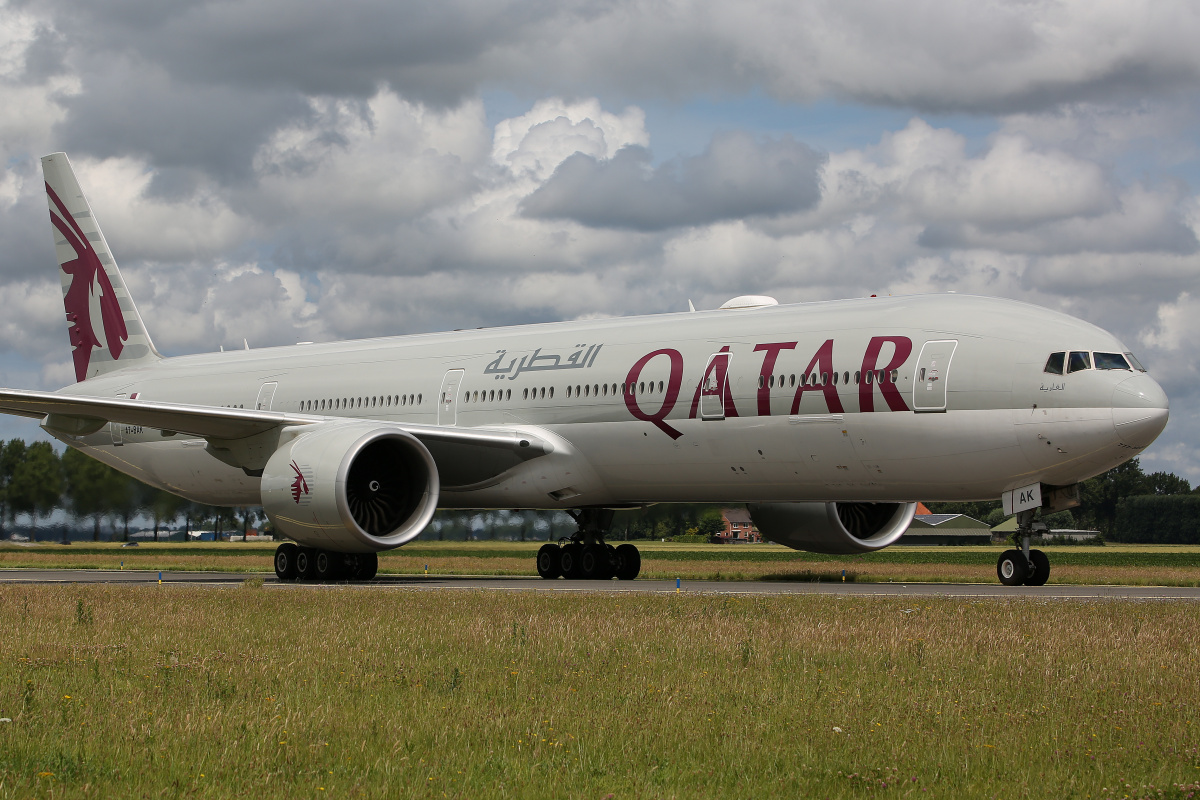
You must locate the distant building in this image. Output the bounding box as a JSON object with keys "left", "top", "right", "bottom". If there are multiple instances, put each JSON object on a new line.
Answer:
{"left": 990, "top": 516, "right": 1099, "bottom": 542}
{"left": 717, "top": 508, "right": 762, "bottom": 543}
{"left": 898, "top": 503, "right": 992, "bottom": 545}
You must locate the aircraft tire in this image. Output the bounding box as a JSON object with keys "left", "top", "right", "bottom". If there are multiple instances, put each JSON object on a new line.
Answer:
{"left": 297, "top": 548, "right": 319, "bottom": 580}
{"left": 536, "top": 544, "right": 562, "bottom": 579}
{"left": 580, "top": 544, "right": 611, "bottom": 580}
{"left": 559, "top": 543, "right": 582, "bottom": 579}
{"left": 615, "top": 544, "right": 641, "bottom": 581}
{"left": 274, "top": 543, "right": 299, "bottom": 580}
{"left": 996, "top": 549, "right": 1028, "bottom": 586}
{"left": 351, "top": 552, "right": 378, "bottom": 581}
{"left": 314, "top": 549, "right": 341, "bottom": 581}
{"left": 1025, "top": 549, "right": 1050, "bottom": 586}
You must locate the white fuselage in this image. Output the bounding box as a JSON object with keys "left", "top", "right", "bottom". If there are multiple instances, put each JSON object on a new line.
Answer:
{"left": 55, "top": 294, "right": 1168, "bottom": 510}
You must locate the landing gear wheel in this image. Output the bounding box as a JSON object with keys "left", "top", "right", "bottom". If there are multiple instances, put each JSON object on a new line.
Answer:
{"left": 581, "top": 544, "right": 612, "bottom": 580}
{"left": 559, "top": 543, "right": 582, "bottom": 579}
{"left": 296, "top": 548, "right": 319, "bottom": 580}
{"left": 997, "top": 549, "right": 1028, "bottom": 586}
{"left": 615, "top": 544, "right": 641, "bottom": 581}
{"left": 314, "top": 550, "right": 341, "bottom": 581}
{"left": 536, "top": 544, "right": 562, "bottom": 579}
{"left": 350, "top": 552, "right": 378, "bottom": 581}
{"left": 274, "top": 542, "right": 298, "bottom": 580}
{"left": 1025, "top": 549, "right": 1050, "bottom": 586}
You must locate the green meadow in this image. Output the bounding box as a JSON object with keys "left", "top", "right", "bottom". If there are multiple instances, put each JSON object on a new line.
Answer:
{"left": 0, "top": 585, "right": 1196, "bottom": 798}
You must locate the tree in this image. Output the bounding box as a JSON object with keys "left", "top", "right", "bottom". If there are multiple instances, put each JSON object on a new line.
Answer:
{"left": 696, "top": 509, "right": 727, "bottom": 538}
{"left": 1145, "top": 471, "right": 1192, "bottom": 496}
{"left": 0, "top": 439, "right": 27, "bottom": 534}
{"left": 62, "top": 448, "right": 129, "bottom": 540}
{"left": 141, "top": 485, "right": 188, "bottom": 541}
{"left": 8, "top": 442, "right": 63, "bottom": 535}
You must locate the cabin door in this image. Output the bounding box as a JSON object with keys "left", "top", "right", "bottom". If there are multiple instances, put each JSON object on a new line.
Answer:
{"left": 913, "top": 339, "right": 958, "bottom": 412}
{"left": 699, "top": 351, "right": 731, "bottom": 420}
{"left": 438, "top": 369, "right": 466, "bottom": 426}
{"left": 255, "top": 382, "right": 278, "bottom": 411}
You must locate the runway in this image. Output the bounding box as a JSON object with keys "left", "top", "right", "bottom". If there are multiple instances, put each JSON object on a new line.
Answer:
{"left": 1, "top": 568, "right": 1198, "bottom": 600}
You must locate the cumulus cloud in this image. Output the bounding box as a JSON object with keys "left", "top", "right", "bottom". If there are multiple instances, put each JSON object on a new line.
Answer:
{"left": 1, "top": 0, "right": 1199, "bottom": 472}
{"left": 520, "top": 133, "right": 824, "bottom": 231}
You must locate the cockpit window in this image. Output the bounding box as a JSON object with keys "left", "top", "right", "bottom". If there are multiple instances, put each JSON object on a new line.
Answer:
{"left": 1044, "top": 352, "right": 1065, "bottom": 375}
{"left": 1067, "top": 351, "right": 1092, "bottom": 373}
{"left": 1124, "top": 351, "right": 1148, "bottom": 372}
{"left": 1094, "top": 352, "right": 1131, "bottom": 371}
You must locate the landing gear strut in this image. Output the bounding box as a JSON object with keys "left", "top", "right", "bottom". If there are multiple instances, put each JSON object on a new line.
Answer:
{"left": 996, "top": 510, "right": 1051, "bottom": 586}
{"left": 273, "top": 543, "right": 378, "bottom": 582}
{"left": 535, "top": 509, "right": 641, "bottom": 581}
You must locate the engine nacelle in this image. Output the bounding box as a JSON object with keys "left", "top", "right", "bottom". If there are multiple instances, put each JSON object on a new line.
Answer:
{"left": 261, "top": 424, "right": 439, "bottom": 553}
{"left": 748, "top": 502, "right": 917, "bottom": 554}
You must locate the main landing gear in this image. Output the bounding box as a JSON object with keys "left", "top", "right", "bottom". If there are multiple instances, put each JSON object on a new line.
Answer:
{"left": 273, "top": 542, "right": 378, "bottom": 582}
{"left": 536, "top": 509, "right": 641, "bottom": 581}
{"left": 996, "top": 510, "right": 1051, "bottom": 586}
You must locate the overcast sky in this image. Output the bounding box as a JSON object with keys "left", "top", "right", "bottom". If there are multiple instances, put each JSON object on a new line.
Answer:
{"left": 1, "top": 0, "right": 1198, "bottom": 481}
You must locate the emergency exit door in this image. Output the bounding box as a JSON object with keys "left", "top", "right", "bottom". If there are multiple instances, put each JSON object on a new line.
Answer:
{"left": 913, "top": 339, "right": 957, "bottom": 412}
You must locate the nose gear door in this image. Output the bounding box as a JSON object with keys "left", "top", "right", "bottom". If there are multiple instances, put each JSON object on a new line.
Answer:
{"left": 913, "top": 340, "right": 957, "bottom": 412}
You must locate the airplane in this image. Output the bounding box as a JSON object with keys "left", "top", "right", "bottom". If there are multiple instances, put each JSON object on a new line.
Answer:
{"left": 0, "top": 153, "right": 1169, "bottom": 585}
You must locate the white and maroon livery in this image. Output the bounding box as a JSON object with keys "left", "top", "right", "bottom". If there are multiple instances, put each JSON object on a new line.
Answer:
{"left": 0, "top": 153, "right": 1169, "bottom": 584}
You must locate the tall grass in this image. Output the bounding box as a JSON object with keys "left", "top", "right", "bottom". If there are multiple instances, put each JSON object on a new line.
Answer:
{"left": 0, "top": 586, "right": 1196, "bottom": 798}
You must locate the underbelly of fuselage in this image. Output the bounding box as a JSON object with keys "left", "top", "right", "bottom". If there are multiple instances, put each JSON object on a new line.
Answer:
{"left": 59, "top": 407, "right": 1132, "bottom": 509}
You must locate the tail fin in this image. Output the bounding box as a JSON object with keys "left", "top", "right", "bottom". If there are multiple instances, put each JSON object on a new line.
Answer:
{"left": 41, "top": 153, "right": 160, "bottom": 383}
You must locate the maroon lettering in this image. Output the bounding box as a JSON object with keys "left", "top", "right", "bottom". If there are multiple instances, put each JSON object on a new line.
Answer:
{"left": 859, "top": 336, "right": 913, "bottom": 412}
{"left": 752, "top": 341, "right": 797, "bottom": 416}
{"left": 790, "top": 339, "right": 844, "bottom": 414}
{"left": 625, "top": 349, "right": 685, "bottom": 439}
{"left": 688, "top": 346, "right": 740, "bottom": 419}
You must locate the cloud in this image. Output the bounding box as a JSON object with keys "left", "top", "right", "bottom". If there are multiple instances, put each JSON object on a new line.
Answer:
{"left": 520, "top": 132, "right": 824, "bottom": 231}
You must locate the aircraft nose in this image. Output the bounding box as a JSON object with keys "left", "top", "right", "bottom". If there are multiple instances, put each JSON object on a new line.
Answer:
{"left": 1112, "top": 374, "right": 1169, "bottom": 448}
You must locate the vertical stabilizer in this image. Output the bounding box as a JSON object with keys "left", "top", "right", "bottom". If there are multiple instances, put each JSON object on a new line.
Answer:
{"left": 41, "top": 153, "right": 160, "bottom": 383}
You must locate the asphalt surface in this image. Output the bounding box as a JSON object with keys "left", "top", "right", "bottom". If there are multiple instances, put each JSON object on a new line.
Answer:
{"left": 0, "top": 568, "right": 1198, "bottom": 599}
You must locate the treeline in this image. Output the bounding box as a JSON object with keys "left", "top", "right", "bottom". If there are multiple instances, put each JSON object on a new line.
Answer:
{"left": 0, "top": 438, "right": 723, "bottom": 543}
{"left": 4, "top": 438, "right": 1195, "bottom": 543}
{"left": 927, "top": 458, "right": 1198, "bottom": 542}
{"left": 0, "top": 440, "right": 260, "bottom": 540}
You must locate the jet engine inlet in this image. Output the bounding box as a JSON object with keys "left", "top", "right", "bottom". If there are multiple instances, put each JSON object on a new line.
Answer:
{"left": 261, "top": 424, "right": 439, "bottom": 552}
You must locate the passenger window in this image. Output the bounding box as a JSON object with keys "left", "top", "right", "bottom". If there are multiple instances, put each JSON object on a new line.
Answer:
{"left": 1094, "top": 352, "right": 1131, "bottom": 371}
{"left": 1044, "top": 352, "right": 1065, "bottom": 375}
{"left": 1067, "top": 351, "right": 1092, "bottom": 373}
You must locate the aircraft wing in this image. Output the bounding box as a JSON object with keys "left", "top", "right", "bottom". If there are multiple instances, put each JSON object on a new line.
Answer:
{"left": 0, "top": 388, "right": 552, "bottom": 471}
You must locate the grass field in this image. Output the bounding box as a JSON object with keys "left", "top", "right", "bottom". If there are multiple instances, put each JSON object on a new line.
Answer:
{"left": 0, "top": 585, "right": 1196, "bottom": 798}
{"left": 4, "top": 541, "right": 1200, "bottom": 586}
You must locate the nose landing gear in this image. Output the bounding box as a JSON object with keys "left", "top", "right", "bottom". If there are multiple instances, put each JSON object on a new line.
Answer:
{"left": 535, "top": 509, "right": 641, "bottom": 581}
{"left": 997, "top": 510, "right": 1051, "bottom": 586}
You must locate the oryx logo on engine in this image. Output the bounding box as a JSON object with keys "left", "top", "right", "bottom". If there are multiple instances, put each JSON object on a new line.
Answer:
{"left": 290, "top": 461, "right": 311, "bottom": 504}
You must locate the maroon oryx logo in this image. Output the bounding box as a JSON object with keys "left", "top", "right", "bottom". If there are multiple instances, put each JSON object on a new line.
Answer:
{"left": 289, "top": 461, "right": 310, "bottom": 503}
{"left": 46, "top": 183, "right": 128, "bottom": 383}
